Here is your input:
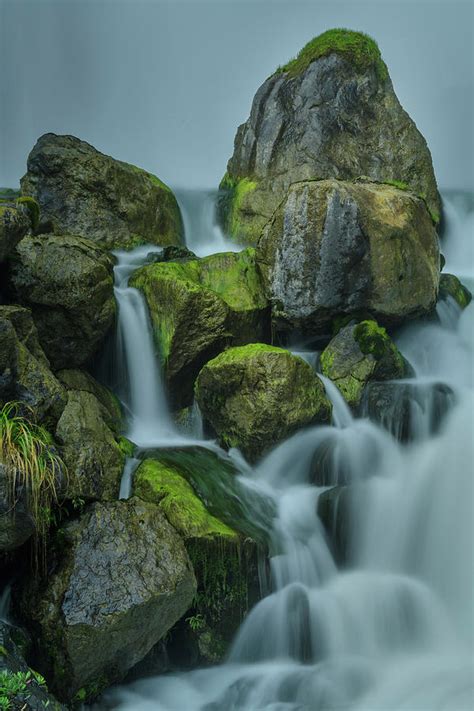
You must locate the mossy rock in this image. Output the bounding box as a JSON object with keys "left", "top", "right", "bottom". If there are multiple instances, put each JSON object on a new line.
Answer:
{"left": 20, "top": 499, "right": 196, "bottom": 703}
{"left": 0, "top": 201, "right": 31, "bottom": 262}
{"left": 438, "top": 273, "right": 472, "bottom": 310}
{"left": 320, "top": 319, "right": 410, "bottom": 409}
{"left": 220, "top": 29, "right": 440, "bottom": 244}
{"left": 134, "top": 457, "right": 261, "bottom": 663}
{"left": 195, "top": 344, "right": 332, "bottom": 462}
{"left": 56, "top": 368, "right": 123, "bottom": 434}
{"left": 20, "top": 133, "right": 183, "bottom": 250}
{"left": 257, "top": 179, "right": 440, "bottom": 334}
{"left": 10, "top": 234, "right": 116, "bottom": 369}
{"left": 55, "top": 391, "right": 125, "bottom": 501}
{"left": 130, "top": 248, "right": 270, "bottom": 409}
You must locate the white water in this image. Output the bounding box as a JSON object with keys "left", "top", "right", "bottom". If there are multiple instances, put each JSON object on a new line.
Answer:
{"left": 105, "top": 191, "right": 474, "bottom": 710}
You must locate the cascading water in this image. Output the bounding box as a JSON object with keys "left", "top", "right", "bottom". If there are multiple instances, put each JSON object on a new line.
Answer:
{"left": 104, "top": 192, "right": 473, "bottom": 710}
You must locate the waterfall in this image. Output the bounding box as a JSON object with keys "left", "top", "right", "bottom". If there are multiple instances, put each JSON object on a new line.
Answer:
{"left": 105, "top": 191, "right": 474, "bottom": 711}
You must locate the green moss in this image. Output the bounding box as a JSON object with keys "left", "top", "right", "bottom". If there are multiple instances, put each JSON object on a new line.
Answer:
{"left": 219, "top": 174, "right": 258, "bottom": 241}
{"left": 383, "top": 179, "right": 410, "bottom": 192}
{"left": 199, "top": 249, "right": 267, "bottom": 311}
{"left": 354, "top": 320, "right": 391, "bottom": 358}
{"left": 201, "top": 343, "right": 285, "bottom": 369}
{"left": 116, "top": 435, "right": 136, "bottom": 458}
{"left": 134, "top": 458, "right": 238, "bottom": 540}
{"left": 16, "top": 197, "right": 40, "bottom": 231}
{"left": 439, "top": 273, "right": 472, "bottom": 310}
{"left": 120, "top": 160, "right": 172, "bottom": 193}
{"left": 275, "top": 28, "right": 388, "bottom": 81}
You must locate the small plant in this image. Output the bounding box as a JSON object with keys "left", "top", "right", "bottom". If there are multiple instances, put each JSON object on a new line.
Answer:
{"left": 186, "top": 613, "right": 206, "bottom": 632}
{"left": 0, "top": 402, "right": 66, "bottom": 540}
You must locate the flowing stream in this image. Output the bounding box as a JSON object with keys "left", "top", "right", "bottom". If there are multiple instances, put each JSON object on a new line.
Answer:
{"left": 104, "top": 191, "right": 473, "bottom": 710}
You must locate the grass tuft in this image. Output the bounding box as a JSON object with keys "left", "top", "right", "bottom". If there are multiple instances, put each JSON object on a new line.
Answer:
{"left": 0, "top": 401, "right": 66, "bottom": 542}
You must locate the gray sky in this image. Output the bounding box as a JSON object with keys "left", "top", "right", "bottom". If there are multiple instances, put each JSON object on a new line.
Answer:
{"left": 1, "top": 0, "right": 473, "bottom": 190}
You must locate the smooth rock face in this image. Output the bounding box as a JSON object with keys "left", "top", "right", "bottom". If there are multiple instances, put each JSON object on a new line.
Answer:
{"left": 56, "top": 368, "right": 123, "bottom": 434}
{"left": 29, "top": 498, "right": 196, "bottom": 701}
{"left": 0, "top": 200, "right": 31, "bottom": 261}
{"left": 320, "top": 320, "right": 409, "bottom": 409}
{"left": 257, "top": 180, "right": 440, "bottom": 332}
{"left": 195, "top": 344, "right": 332, "bottom": 462}
{"left": 10, "top": 235, "right": 116, "bottom": 369}
{"left": 55, "top": 391, "right": 124, "bottom": 501}
{"left": 0, "top": 306, "right": 66, "bottom": 424}
{"left": 21, "top": 133, "right": 183, "bottom": 250}
{"left": 221, "top": 40, "right": 440, "bottom": 244}
{"left": 131, "top": 249, "right": 270, "bottom": 409}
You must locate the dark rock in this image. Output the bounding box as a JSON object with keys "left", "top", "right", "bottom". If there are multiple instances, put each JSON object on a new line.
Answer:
{"left": 21, "top": 133, "right": 183, "bottom": 250}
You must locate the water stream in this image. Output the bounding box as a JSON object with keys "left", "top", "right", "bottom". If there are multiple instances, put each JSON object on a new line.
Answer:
{"left": 105, "top": 190, "right": 473, "bottom": 710}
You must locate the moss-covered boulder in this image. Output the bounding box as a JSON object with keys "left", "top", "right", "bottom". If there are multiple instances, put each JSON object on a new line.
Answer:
{"left": 0, "top": 621, "right": 66, "bottom": 710}
{"left": 20, "top": 133, "right": 183, "bottom": 250}
{"left": 55, "top": 391, "right": 125, "bottom": 501}
{"left": 56, "top": 369, "right": 123, "bottom": 434}
{"left": 219, "top": 29, "right": 440, "bottom": 244}
{"left": 134, "top": 457, "right": 259, "bottom": 663}
{"left": 438, "top": 273, "right": 472, "bottom": 310}
{"left": 195, "top": 344, "right": 332, "bottom": 461}
{"left": 320, "top": 320, "right": 410, "bottom": 409}
{"left": 0, "top": 306, "right": 66, "bottom": 425}
{"left": 131, "top": 249, "right": 270, "bottom": 409}
{"left": 0, "top": 199, "right": 33, "bottom": 262}
{"left": 10, "top": 234, "right": 116, "bottom": 369}
{"left": 257, "top": 179, "right": 440, "bottom": 333}
{"left": 21, "top": 498, "right": 196, "bottom": 703}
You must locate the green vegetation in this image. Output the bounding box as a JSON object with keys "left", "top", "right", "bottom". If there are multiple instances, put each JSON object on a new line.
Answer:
{"left": 16, "top": 197, "right": 40, "bottom": 231}
{"left": 439, "top": 273, "right": 472, "bottom": 310}
{"left": 0, "top": 401, "right": 66, "bottom": 540}
{"left": 116, "top": 435, "right": 136, "bottom": 458}
{"left": 201, "top": 343, "right": 287, "bottom": 368}
{"left": 275, "top": 28, "right": 388, "bottom": 81}
{"left": 354, "top": 320, "right": 396, "bottom": 359}
{"left": 0, "top": 669, "right": 47, "bottom": 709}
{"left": 219, "top": 173, "right": 258, "bottom": 240}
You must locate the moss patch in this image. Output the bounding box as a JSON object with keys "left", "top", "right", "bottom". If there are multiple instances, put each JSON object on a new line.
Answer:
{"left": 16, "top": 196, "right": 40, "bottom": 231}
{"left": 219, "top": 174, "right": 258, "bottom": 241}
{"left": 134, "top": 458, "right": 238, "bottom": 540}
{"left": 116, "top": 436, "right": 136, "bottom": 458}
{"left": 439, "top": 273, "right": 472, "bottom": 310}
{"left": 275, "top": 28, "right": 388, "bottom": 81}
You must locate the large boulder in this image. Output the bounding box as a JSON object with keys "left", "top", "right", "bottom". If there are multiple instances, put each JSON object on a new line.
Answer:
{"left": 257, "top": 179, "right": 440, "bottom": 333}
{"left": 195, "top": 344, "right": 332, "bottom": 462}
{"left": 20, "top": 133, "right": 183, "bottom": 250}
{"left": 320, "top": 320, "right": 410, "bottom": 409}
{"left": 10, "top": 235, "right": 116, "bottom": 369}
{"left": 134, "top": 457, "right": 259, "bottom": 663}
{"left": 131, "top": 249, "right": 270, "bottom": 409}
{"left": 23, "top": 498, "right": 196, "bottom": 703}
{"left": 0, "top": 199, "right": 34, "bottom": 262}
{"left": 0, "top": 306, "right": 66, "bottom": 424}
{"left": 55, "top": 391, "right": 125, "bottom": 501}
{"left": 219, "top": 28, "right": 440, "bottom": 244}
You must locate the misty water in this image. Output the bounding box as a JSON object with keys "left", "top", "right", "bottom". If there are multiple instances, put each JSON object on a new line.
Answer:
{"left": 96, "top": 189, "right": 474, "bottom": 710}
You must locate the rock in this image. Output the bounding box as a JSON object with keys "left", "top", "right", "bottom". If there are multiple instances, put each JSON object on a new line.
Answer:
{"left": 0, "top": 306, "right": 66, "bottom": 424}
{"left": 10, "top": 234, "right": 116, "bottom": 369}
{"left": 131, "top": 248, "right": 270, "bottom": 409}
{"left": 438, "top": 273, "right": 472, "bottom": 310}
{"left": 360, "top": 380, "right": 455, "bottom": 442}
{"left": 55, "top": 391, "right": 124, "bottom": 501}
{"left": 0, "top": 200, "right": 33, "bottom": 262}
{"left": 317, "top": 486, "right": 355, "bottom": 564}
{"left": 134, "top": 457, "right": 260, "bottom": 663}
{"left": 23, "top": 498, "right": 196, "bottom": 703}
{"left": 195, "top": 344, "right": 332, "bottom": 461}
{"left": 257, "top": 179, "right": 440, "bottom": 333}
{"left": 0, "top": 621, "right": 66, "bottom": 710}
{"left": 147, "top": 245, "right": 197, "bottom": 263}
{"left": 219, "top": 28, "right": 440, "bottom": 244}
{"left": 20, "top": 133, "right": 183, "bottom": 250}
{"left": 0, "top": 462, "right": 36, "bottom": 551}
{"left": 320, "top": 320, "right": 410, "bottom": 409}
{"left": 56, "top": 369, "right": 123, "bottom": 434}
